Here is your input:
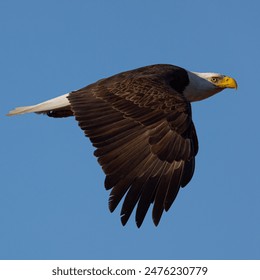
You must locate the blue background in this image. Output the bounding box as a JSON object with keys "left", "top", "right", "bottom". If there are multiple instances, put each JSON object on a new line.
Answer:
{"left": 1, "top": 0, "right": 260, "bottom": 259}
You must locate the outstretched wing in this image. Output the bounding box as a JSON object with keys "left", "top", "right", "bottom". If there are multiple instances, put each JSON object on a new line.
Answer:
{"left": 68, "top": 64, "right": 198, "bottom": 227}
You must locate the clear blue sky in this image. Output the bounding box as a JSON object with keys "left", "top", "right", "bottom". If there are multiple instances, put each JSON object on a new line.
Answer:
{"left": 1, "top": 0, "right": 260, "bottom": 260}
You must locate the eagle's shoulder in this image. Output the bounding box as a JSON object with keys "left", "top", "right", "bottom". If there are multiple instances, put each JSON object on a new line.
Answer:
{"left": 97, "top": 64, "right": 189, "bottom": 92}
{"left": 86, "top": 64, "right": 190, "bottom": 115}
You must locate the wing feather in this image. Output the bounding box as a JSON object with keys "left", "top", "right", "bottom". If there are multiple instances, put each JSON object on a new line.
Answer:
{"left": 68, "top": 64, "right": 198, "bottom": 227}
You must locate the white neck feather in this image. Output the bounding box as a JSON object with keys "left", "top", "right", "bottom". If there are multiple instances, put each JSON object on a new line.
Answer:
{"left": 184, "top": 71, "right": 223, "bottom": 102}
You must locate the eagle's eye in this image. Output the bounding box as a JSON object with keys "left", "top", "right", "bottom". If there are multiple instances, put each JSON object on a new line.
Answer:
{"left": 210, "top": 77, "right": 219, "bottom": 83}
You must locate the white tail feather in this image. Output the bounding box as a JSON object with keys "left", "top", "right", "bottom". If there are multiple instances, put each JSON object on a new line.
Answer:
{"left": 7, "top": 93, "right": 70, "bottom": 116}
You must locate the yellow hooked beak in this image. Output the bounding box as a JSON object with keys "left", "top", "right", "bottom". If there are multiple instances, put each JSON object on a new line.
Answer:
{"left": 217, "top": 76, "right": 238, "bottom": 89}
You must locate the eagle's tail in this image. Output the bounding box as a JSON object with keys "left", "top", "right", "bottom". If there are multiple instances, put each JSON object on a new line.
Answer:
{"left": 7, "top": 93, "right": 73, "bottom": 118}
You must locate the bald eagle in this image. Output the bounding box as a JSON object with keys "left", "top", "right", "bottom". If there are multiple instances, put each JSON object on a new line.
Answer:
{"left": 8, "top": 64, "right": 237, "bottom": 227}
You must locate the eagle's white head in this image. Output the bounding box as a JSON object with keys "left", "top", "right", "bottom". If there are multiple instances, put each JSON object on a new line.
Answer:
{"left": 184, "top": 71, "right": 237, "bottom": 102}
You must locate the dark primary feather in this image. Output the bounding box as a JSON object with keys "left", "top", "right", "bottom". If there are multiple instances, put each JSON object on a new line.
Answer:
{"left": 54, "top": 64, "right": 199, "bottom": 227}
